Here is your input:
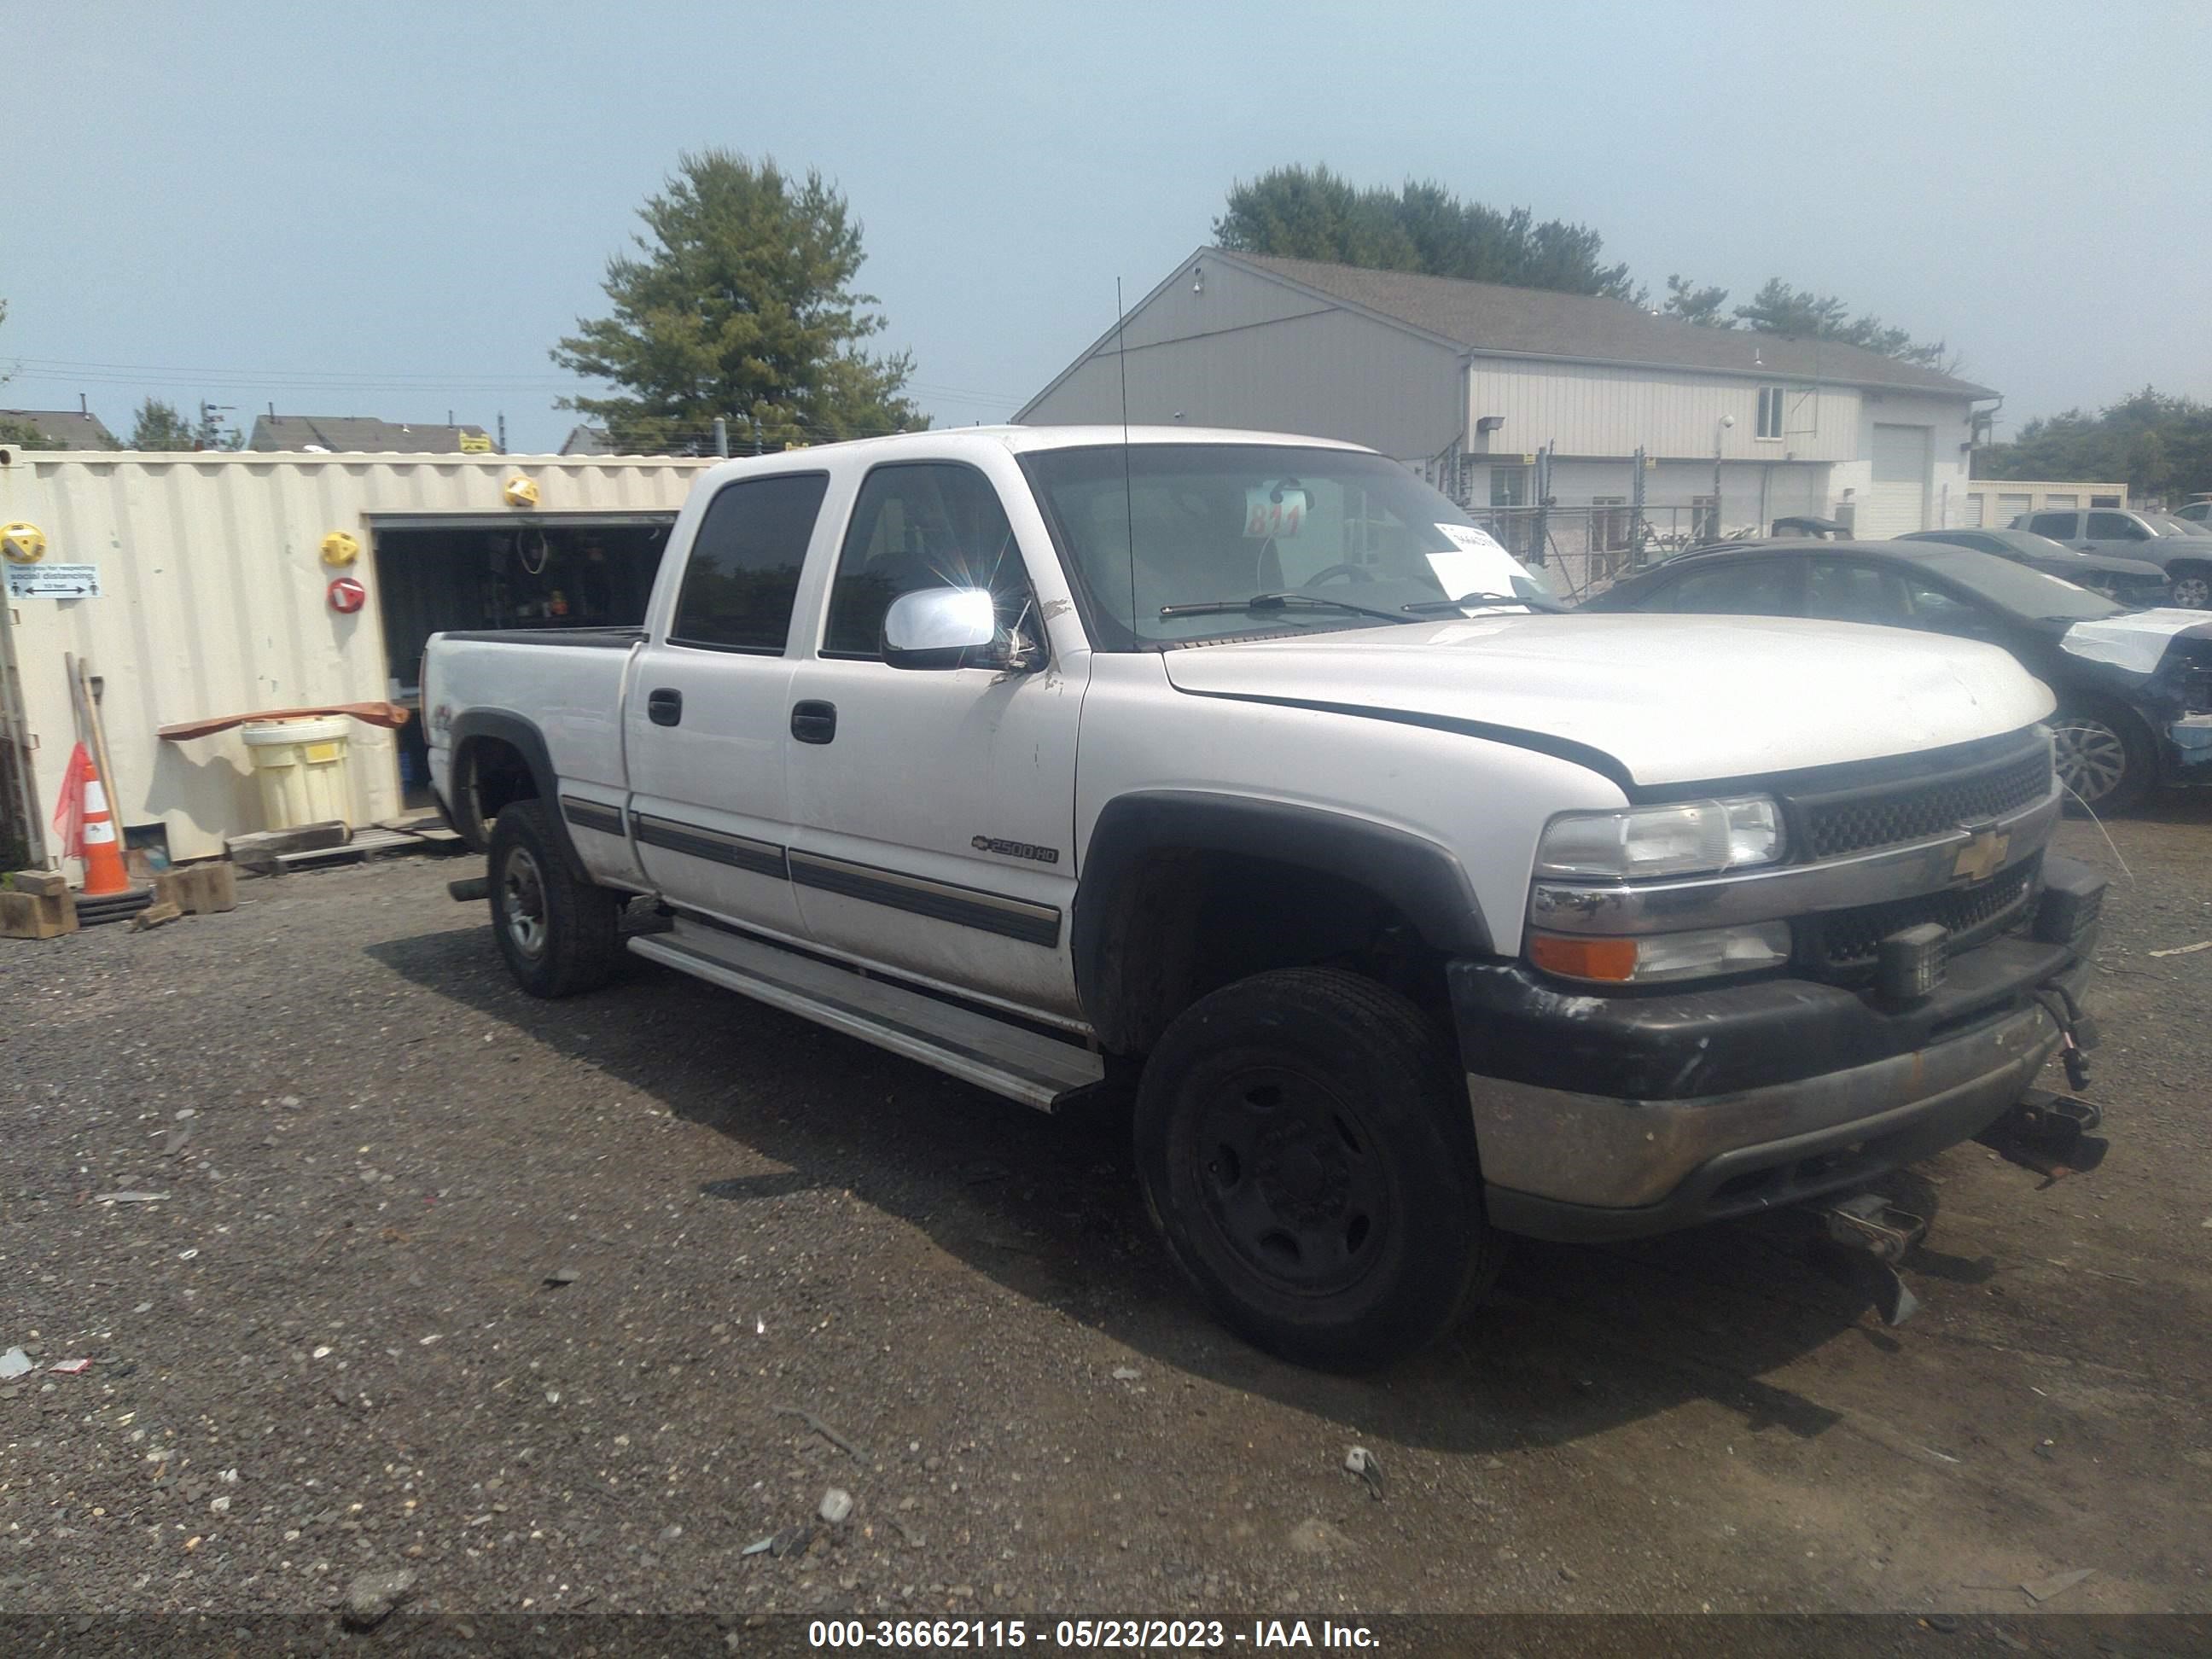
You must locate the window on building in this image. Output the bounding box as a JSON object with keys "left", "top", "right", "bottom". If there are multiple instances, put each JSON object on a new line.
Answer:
{"left": 1755, "top": 386, "right": 1785, "bottom": 440}
{"left": 1591, "top": 496, "right": 1629, "bottom": 551}
{"left": 1487, "top": 466, "right": 1528, "bottom": 508}
{"left": 669, "top": 472, "right": 831, "bottom": 652}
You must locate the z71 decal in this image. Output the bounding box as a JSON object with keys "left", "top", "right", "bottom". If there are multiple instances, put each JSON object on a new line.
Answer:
{"left": 972, "top": 835, "right": 1061, "bottom": 865}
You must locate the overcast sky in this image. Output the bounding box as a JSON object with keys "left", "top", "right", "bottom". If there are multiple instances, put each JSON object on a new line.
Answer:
{"left": 6, "top": 2, "right": 2207, "bottom": 452}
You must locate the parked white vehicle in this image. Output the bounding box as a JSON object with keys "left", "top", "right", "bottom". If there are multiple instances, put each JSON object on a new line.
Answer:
{"left": 424, "top": 427, "right": 2106, "bottom": 1365}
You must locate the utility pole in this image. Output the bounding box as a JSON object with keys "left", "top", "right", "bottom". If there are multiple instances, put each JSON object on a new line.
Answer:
{"left": 196, "top": 401, "right": 237, "bottom": 452}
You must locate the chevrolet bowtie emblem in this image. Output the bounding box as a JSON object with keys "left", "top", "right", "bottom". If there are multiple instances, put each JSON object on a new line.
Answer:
{"left": 1952, "top": 829, "right": 2010, "bottom": 883}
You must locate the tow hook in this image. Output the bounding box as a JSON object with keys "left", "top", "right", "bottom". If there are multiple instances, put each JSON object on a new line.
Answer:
{"left": 1812, "top": 1193, "right": 1929, "bottom": 1326}
{"left": 1978, "top": 1087, "right": 2109, "bottom": 1178}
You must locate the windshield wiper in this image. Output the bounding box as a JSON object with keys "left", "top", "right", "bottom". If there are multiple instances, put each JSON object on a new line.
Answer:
{"left": 1158, "top": 591, "right": 1414, "bottom": 624}
{"left": 1401, "top": 590, "right": 1563, "bottom": 614}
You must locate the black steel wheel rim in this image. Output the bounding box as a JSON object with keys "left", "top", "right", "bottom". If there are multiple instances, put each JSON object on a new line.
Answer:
{"left": 1190, "top": 1064, "right": 1391, "bottom": 1295}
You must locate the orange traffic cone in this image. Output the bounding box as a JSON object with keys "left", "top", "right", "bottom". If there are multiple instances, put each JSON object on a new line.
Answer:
{"left": 78, "top": 761, "right": 133, "bottom": 897}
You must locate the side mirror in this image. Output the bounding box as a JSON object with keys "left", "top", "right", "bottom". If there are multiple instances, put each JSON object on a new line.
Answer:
{"left": 883, "top": 586, "right": 1000, "bottom": 671}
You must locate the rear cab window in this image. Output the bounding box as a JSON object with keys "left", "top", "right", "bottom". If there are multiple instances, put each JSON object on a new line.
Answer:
{"left": 668, "top": 472, "right": 832, "bottom": 652}
{"left": 2028, "top": 512, "right": 2079, "bottom": 539}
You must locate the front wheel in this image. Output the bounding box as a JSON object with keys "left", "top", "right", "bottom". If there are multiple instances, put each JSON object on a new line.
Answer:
{"left": 2053, "top": 702, "right": 2156, "bottom": 816}
{"left": 487, "top": 799, "right": 624, "bottom": 997}
{"left": 1133, "top": 968, "right": 1503, "bottom": 1371}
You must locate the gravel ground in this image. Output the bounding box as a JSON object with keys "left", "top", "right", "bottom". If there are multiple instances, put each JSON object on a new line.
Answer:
{"left": 3, "top": 803, "right": 2208, "bottom": 1626}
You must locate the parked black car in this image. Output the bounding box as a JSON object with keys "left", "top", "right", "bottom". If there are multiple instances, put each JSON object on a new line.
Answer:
{"left": 1583, "top": 538, "right": 2212, "bottom": 812}
{"left": 1895, "top": 527, "right": 2169, "bottom": 605}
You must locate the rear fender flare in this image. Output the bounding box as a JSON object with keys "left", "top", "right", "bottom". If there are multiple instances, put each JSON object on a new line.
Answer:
{"left": 447, "top": 708, "right": 588, "bottom": 879}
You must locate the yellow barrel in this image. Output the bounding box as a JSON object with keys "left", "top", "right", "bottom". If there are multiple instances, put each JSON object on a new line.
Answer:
{"left": 240, "top": 717, "right": 353, "bottom": 831}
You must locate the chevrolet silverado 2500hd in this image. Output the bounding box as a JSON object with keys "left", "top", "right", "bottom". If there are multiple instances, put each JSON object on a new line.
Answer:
{"left": 423, "top": 427, "right": 2105, "bottom": 1366}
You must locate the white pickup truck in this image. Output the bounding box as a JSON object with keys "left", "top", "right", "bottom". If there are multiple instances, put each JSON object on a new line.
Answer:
{"left": 423, "top": 426, "right": 2105, "bottom": 1366}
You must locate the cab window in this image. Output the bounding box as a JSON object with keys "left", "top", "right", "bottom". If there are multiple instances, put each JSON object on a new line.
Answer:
{"left": 2028, "top": 512, "right": 2078, "bottom": 540}
{"left": 669, "top": 472, "right": 831, "bottom": 653}
{"left": 823, "top": 463, "right": 1033, "bottom": 660}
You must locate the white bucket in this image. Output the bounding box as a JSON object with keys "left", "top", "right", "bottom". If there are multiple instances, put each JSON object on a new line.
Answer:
{"left": 241, "top": 716, "right": 353, "bottom": 832}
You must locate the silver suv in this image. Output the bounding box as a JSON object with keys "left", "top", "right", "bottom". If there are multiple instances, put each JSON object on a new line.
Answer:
{"left": 2012, "top": 508, "right": 2212, "bottom": 607}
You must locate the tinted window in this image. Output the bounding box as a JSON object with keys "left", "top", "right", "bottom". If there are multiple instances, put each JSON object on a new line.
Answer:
{"left": 2087, "top": 511, "right": 2147, "bottom": 540}
{"left": 1910, "top": 547, "right": 2120, "bottom": 621}
{"left": 2028, "top": 512, "right": 2077, "bottom": 539}
{"left": 1805, "top": 560, "right": 1911, "bottom": 626}
{"left": 1901, "top": 576, "right": 2004, "bottom": 643}
{"left": 824, "top": 463, "right": 1029, "bottom": 658}
{"left": 671, "top": 473, "right": 830, "bottom": 651}
{"left": 1644, "top": 561, "right": 1796, "bottom": 615}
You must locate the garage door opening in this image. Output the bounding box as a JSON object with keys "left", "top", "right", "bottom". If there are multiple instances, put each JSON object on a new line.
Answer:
{"left": 372, "top": 516, "right": 672, "bottom": 806}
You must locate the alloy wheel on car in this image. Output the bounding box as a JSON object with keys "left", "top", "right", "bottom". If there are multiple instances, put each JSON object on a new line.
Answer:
{"left": 2169, "top": 573, "right": 2211, "bottom": 608}
{"left": 2053, "top": 718, "right": 2130, "bottom": 806}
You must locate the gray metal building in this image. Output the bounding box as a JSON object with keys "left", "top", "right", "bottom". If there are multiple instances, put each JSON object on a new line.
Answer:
{"left": 1019, "top": 248, "right": 1999, "bottom": 556}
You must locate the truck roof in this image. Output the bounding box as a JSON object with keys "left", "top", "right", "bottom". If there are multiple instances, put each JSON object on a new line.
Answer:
{"left": 710, "top": 425, "right": 1373, "bottom": 470}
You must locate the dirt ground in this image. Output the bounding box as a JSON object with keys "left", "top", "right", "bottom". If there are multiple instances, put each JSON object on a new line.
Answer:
{"left": 3, "top": 801, "right": 2208, "bottom": 1629}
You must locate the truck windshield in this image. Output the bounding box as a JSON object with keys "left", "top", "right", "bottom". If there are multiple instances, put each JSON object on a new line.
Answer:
{"left": 1019, "top": 444, "right": 1554, "bottom": 649}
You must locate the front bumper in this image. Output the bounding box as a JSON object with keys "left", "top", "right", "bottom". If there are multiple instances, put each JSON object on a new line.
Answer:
{"left": 1454, "top": 934, "right": 2093, "bottom": 1243}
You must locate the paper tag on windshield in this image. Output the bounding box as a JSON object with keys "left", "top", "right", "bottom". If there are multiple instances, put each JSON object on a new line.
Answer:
{"left": 1436, "top": 521, "right": 1507, "bottom": 554}
{"left": 1244, "top": 485, "right": 1308, "bottom": 538}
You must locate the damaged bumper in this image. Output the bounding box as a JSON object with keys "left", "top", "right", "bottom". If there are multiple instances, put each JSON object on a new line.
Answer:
{"left": 1452, "top": 932, "right": 2097, "bottom": 1243}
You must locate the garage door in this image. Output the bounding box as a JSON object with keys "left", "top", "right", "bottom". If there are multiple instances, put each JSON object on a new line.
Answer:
{"left": 1859, "top": 424, "right": 1930, "bottom": 538}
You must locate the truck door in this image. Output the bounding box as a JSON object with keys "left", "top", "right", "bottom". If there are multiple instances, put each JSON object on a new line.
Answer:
{"left": 623, "top": 469, "right": 832, "bottom": 941}
{"left": 782, "top": 459, "right": 1086, "bottom": 1022}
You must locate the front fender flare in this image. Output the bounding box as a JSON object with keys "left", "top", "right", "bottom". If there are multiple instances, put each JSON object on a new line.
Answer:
{"left": 1072, "top": 790, "right": 1491, "bottom": 1052}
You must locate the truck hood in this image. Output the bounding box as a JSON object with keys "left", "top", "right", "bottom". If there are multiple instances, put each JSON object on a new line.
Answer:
{"left": 1159, "top": 614, "right": 2053, "bottom": 789}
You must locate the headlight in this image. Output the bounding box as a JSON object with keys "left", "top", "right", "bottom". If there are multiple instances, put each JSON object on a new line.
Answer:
{"left": 1528, "top": 922, "right": 1794, "bottom": 984}
{"left": 1535, "top": 796, "right": 1784, "bottom": 881}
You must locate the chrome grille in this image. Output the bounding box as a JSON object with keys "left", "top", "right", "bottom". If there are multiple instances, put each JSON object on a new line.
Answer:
{"left": 1811, "top": 857, "right": 2040, "bottom": 979}
{"left": 1797, "top": 752, "right": 2052, "bottom": 861}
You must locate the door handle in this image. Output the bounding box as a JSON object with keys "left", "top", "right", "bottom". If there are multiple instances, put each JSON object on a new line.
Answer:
{"left": 790, "top": 699, "right": 837, "bottom": 745}
{"left": 647, "top": 688, "right": 683, "bottom": 727}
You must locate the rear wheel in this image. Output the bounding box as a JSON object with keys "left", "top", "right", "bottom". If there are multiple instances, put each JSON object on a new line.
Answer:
{"left": 2052, "top": 702, "right": 2156, "bottom": 816}
{"left": 2168, "top": 566, "right": 2211, "bottom": 609}
{"left": 1133, "top": 968, "right": 1502, "bottom": 1370}
{"left": 487, "top": 800, "right": 624, "bottom": 997}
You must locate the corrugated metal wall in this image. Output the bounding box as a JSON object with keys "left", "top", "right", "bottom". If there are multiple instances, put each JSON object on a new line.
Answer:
{"left": 0, "top": 452, "right": 708, "bottom": 864}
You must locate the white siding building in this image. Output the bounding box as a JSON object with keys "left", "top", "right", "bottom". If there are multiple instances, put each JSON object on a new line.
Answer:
{"left": 1018, "top": 249, "right": 1997, "bottom": 575}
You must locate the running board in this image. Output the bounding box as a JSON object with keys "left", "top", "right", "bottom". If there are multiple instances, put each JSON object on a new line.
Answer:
{"left": 626, "top": 924, "right": 1103, "bottom": 1112}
